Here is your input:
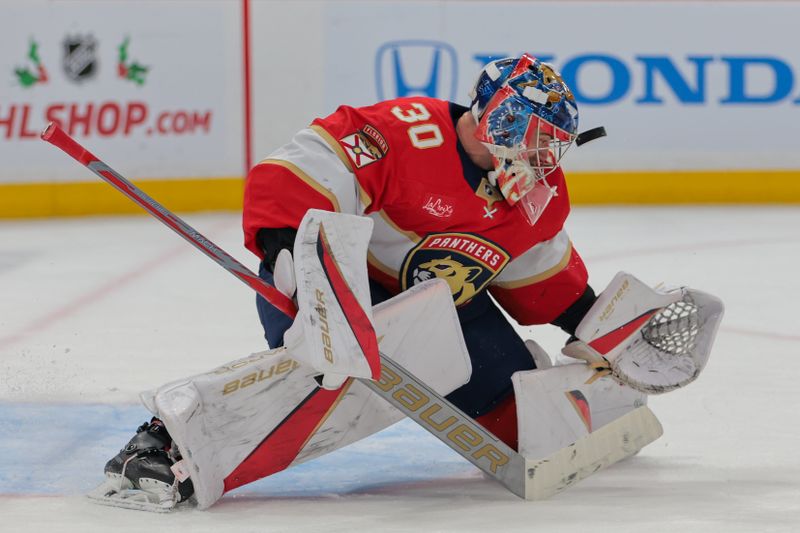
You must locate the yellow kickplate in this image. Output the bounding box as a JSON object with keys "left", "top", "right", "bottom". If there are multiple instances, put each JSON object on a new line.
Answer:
{"left": 0, "top": 177, "right": 244, "bottom": 218}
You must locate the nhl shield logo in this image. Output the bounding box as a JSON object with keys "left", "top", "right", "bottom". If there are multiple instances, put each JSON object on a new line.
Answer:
{"left": 400, "top": 233, "right": 509, "bottom": 306}
{"left": 63, "top": 35, "right": 98, "bottom": 83}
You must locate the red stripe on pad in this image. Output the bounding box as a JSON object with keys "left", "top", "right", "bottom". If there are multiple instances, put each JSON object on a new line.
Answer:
{"left": 317, "top": 224, "right": 381, "bottom": 380}
{"left": 566, "top": 390, "right": 592, "bottom": 433}
{"left": 223, "top": 385, "right": 345, "bottom": 492}
{"left": 588, "top": 310, "right": 658, "bottom": 355}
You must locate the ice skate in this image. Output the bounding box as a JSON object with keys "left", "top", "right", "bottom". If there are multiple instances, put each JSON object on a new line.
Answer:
{"left": 87, "top": 418, "right": 194, "bottom": 512}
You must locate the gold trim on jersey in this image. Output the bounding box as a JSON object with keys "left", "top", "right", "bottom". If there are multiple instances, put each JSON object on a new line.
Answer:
{"left": 356, "top": 181, "right": 373, "bottom": 212}
{"left": 492, "top": 241, "right": 573, "bottom": 289}
{"left": 260, "top": 159, "right": 342, "bottom": 212}
{"left": 378, "top": 209, "right": 421, "bottom": 243}
{"left": 367, "top": 251, "right": 399, "bottom": 279}
{"left": 313, "top": 125, "right": 374, "bottom": 210}
{"left": 310, "top": 124, "right": 354, "bottom": 173}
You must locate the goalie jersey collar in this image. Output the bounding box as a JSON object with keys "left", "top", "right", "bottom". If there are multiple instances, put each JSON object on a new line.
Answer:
{"left": 448, "top": 102, "right": 496, "bottom": 196}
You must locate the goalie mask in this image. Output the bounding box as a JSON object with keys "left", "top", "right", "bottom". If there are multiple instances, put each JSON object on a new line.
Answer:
{"left": 469, "top": 54, "right": 579, "bottom": 226}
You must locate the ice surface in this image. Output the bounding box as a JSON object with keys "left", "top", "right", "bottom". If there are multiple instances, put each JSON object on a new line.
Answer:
{"left": 1, "top": 207, "right": 799, "bottom": 532}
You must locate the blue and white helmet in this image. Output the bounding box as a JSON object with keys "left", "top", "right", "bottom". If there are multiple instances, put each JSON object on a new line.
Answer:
{"left": 469, "top": 54, "right": 579, "bottom": 144}
{"left": 468, "top": 54, "right": 579, "bottom": 225}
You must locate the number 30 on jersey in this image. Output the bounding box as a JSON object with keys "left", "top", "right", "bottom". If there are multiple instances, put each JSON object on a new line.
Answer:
{"left": 390, "top": 102, "right": 444, "bottom": 150}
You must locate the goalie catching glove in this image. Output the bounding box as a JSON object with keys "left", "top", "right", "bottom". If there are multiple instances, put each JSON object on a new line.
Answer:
{"left": 562, "top": 271, "right": 724, "bottom": 394}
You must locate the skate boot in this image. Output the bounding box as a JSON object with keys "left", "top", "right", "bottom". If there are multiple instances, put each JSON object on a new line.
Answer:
{"left": 88, "top": 418, "right": 194, "bottom": 512}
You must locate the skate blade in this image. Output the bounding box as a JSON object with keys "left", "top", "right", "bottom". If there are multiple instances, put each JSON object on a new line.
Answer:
{"left": 87, "top": 475, "right": 178, "bottom": 513}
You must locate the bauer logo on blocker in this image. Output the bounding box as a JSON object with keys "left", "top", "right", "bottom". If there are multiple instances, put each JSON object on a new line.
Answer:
{"left": 375, "top": 40, "right": 458, "bottom": 101}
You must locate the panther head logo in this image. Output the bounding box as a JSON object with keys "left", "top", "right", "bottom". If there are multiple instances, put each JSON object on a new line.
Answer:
{"left": 413, "top": 255, "right": 481, "bottom": 306}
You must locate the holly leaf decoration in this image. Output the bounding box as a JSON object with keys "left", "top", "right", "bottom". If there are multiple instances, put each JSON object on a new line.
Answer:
{"left": 127, "top": 63, "right": 149, "bottom": 85}
{"left": 28, "top": 41, "right": 41, "bottom": 65}
{"left": 118, "top": 38, "right": 129, "bottom": 64}
{"left": 15, "top": 67, "right": 38, "bottom": 87}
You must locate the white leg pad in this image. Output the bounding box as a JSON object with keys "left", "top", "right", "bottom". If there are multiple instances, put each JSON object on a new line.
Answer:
{"left": 140, "top": 279, "right": 471, "bottom": 510}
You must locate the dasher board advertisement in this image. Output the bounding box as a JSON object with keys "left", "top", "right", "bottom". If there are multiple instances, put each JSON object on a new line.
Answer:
{"left": 319, "top": 1, "right": 800, "bottom": 172}
{"left": 0, "top": 1, "right": 243, "bottom": 184}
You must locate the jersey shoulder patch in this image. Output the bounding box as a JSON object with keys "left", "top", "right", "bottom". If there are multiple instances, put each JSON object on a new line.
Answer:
{"left": 339, "top": 124, "right": 389, "bottom": 169}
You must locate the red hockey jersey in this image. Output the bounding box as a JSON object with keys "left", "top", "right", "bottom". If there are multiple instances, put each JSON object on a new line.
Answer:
{"left": 244, "top": 97, "right": 588, "bottom": 325}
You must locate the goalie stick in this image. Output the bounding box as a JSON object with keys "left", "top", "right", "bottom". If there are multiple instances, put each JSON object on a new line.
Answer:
{"left": 40, "top": 123, "right": 529, "bottom": 497}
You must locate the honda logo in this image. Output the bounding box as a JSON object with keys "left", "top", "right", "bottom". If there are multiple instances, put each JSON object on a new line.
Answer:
{"left": 375, "top": 40, "right": 458, "bottom": 101}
